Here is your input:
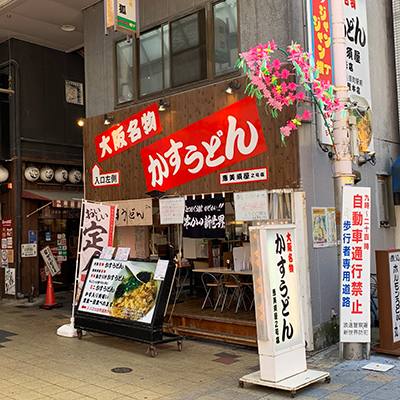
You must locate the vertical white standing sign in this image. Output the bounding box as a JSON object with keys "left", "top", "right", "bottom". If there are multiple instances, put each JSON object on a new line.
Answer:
{"left": 250, "top": 224, "right": 306, "bottom": 382}
{"left": 340, "top": 186, "right": 371, "bottom": 343}
{"left": 388, "top": 251, "right": 400, "bottom": 343}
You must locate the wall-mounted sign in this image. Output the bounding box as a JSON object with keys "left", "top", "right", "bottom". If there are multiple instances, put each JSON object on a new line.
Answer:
{"left": 1, "top": 249, "right": 8, "bottom": 268}
{"left": 95, "top": 103, "right": 161, "bottom": 163}
{"left": 29, "top": 230, "right": 37, "bottom": 244}
{"left": 344, "top": 0, "right": 373, "bottom": 153}
{"left": 40, "top": 246, "right": 61, "bottom": 277}
{"left": 183, "top": 197, "right": 225, "bottom": 239}
{"left": 21, "top": 243, "right": 37, "bottom": 258}
{"left": 105, "top": 0, "right": 139, "bottom": 36}
{"left": 234, "top": 190, "right": 269, "bottom": 222}
{"left": 159, "top": 197, "right": 185, "bottom": 225}
{"left": 220, "top": 167, "right": 268, "bottom": 185}
{"left": 309, "top": 0, "right": 334, "bottom": 84}
{"left": 65, "top": 80, "right": 84, "bottom": 105}
{"left": 104, "top": 198, "right": 152, "bottom": 226}
{"left": 340, "top": 186, "right": 371, "bottom": 343}
{"left": 91, "top": 164, "right": 120, "bottom": 187}
{"left": 141, "top": 97, "right": 266, "bottom": 192}
{"left": 388, "top": 251, "right": 400, "bottom": 343}
{"left": 5, "top": 267, "right": 15, "bottom": 295}
{"left": 1, "top": 218, "right": 13, "bottom": 250}
{"left": 78, "top": 202, "right": 117, "bottom": 291}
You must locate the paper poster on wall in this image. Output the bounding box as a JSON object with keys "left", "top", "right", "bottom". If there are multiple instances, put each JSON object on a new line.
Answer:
{"left": 5, "top": 267, "right": 15, "bottom": 295}
{"left": 159, "top": 197, "right": 185, "bottom": 225}
{"left": 312, "top": 208, "right": 328, "bottom": 248}
{"left": 234, "top": 190, "right": 268, "bottom": 221}
{"left": 326, "top": 207, "right": 337, "bottom": 247}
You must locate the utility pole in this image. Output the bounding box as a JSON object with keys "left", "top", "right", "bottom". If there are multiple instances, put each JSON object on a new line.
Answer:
{"left": 331, "top": 1, "right": 363, "bottom": 360}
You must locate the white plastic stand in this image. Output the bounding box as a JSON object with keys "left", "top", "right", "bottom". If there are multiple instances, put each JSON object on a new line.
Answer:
{"left": 239, "top": 369, "right": 330, "bottom": 398}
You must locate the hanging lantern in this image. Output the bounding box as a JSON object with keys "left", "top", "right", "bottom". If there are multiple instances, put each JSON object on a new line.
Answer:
{"left": 68, "top": 169, "right": 82, "bottom": 184}
{"left": 40, "top": 167, "right": 54, "bottom": 182}
{"left": 0, "top": 165, "right": 9, "bottom": 183}
{"left": 24, "top": 166, "right": 40, "bottom": 182}
{"left": 54, "top": 167, "right": 68, "bottom": 183}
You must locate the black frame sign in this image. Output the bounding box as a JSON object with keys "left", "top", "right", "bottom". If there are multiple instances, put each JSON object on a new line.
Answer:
{"left": 74, "top": 258, "right": 175, "bottom": 343}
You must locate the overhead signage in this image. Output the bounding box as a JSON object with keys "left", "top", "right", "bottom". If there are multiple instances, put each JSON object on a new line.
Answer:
{"left": 159, "top": 197, "right": 185, "bottom": 225}
{"left": 340, "top": 186, "right": 371, "bottom": 343}
{"left": 115, "top": 0, "right": 138, "bottom": 35}
{"left": 220, "top": 167, "right": 268, "bottom": 185}
{"left": 182, "top": 197, "right": 225, "bottom": 239}
{"left": 309, "top": 0, "right": 334, "bottom": 84}
{"left": 91, "top": 164, "right": 120, "bottom": 187}
{"left": 40, "top": 246, "right": 61, "bottom": 277}
{"left": 234, "top": 190, "right": 269, "bottom": 221}
{"left": 141, "top": 97, "right": 267, "bottom": 192}
{"left": 104, "top": 198, "right": 152, "bottom": 226}
{"left": 94, "top": 103, "right": 161, "bottom": 163}
{"left": 78, "top": 202, "right": 117, "bottom": 292}
{"left": 344, "top": 0, "right": 373, "bottom": 153}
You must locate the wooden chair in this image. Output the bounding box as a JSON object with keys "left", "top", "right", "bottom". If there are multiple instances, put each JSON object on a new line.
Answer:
{"left": 240, "top": 281, "right": 254, "bottom": 311}
{"left": 201, "top": 272, "right": 224, "bottom": 311}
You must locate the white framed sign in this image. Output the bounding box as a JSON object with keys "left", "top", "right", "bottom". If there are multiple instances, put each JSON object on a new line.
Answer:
{"left": 234, "top": 190, "right": 268, "bottom": 221}
{"left": 159, "top": 197, "right": 185, "bottom": 225}
{"left": 21, "top": 243, "right": 37, "bottom": 258}
{"left": 340, "top": 186, "right": 371, "bottom": 343}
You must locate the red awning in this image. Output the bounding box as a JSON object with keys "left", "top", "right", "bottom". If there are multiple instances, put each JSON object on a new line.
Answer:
{"left": 22, "top": 190, "right": 83, "bottom": 209}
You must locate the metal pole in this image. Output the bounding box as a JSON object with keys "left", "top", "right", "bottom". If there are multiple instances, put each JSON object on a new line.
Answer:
{"left": 331, "top": 0, "right": 363, "bottom": 360}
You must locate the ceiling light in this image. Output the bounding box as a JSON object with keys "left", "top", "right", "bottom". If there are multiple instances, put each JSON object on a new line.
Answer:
{"left": 226, "top": 80, "right": 241, "bottom": 94}
{"left": 158, "top": 99, "right": 170, "bottom": 111}
{"left": 104, "top": 114, "right": 114, "bottom": 125}
{"left": 61, "top": 25, "right": 76, "bottom": 32}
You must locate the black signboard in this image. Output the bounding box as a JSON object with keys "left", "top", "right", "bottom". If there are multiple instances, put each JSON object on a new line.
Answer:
{"left": 183, "top": 197, "right": 225, "bottom": 238}
{"left": 74, "top": 258, "right": 177, "bottom": 344}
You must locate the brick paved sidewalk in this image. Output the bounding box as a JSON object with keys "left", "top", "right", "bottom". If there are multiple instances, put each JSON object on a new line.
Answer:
{"left": 0, "top": 293, "right": 399, "bottom": 400}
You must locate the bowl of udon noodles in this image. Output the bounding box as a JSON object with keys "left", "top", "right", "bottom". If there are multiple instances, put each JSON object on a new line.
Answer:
{"left": 349, "top": 95, "right": 373, "bottom": 152}
{"left": 109, "top": 264, "right": 159, "bottom": 321}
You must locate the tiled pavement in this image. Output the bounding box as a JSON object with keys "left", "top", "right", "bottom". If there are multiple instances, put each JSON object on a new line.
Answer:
{"left": 0, "top": 292, "right": 400, "bottom": 400}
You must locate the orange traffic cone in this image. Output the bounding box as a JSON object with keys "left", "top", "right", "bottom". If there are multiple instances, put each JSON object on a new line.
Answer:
{"left": 40, "top": 274, "right": 63, "bottom": 310}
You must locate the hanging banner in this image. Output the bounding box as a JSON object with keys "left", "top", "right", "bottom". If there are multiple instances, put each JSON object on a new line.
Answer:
{"left": 183, "top": 197, "right": 225, "bottom": 239}
{"left": 340, "top": 186, "right": 371, "bottom": 343}
{"left": 159, "top": 197, "right": 185, "bottom": 225}
{"left": 141, "top": 97, "right": 266, "bottom": 192}
{"left": 344, "top": 0, "right": 373, "bottom": 153}
{"left": 78, "top": 202, "right": 117, "bottom": 292}
{"left": 234, "top": 190, "right": 269, "bottom": 221}
{"left": 95, "top": 103, "right": 161, "bottom": 163}
{"left": 309, "top": 0, "right": 334, "bottom": 84}
{"left": 104, "top": 198, "right": 152, "bottom": 226}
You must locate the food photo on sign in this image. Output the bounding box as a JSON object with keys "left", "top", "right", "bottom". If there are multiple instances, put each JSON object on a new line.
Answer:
{"left": 78, "top": 259, "right": 160, "bottom": 324}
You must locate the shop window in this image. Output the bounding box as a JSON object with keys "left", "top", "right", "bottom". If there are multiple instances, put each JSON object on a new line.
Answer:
{"left": 115, "top": 0, "right": 238, "bottom": 103}
{"left": 116, "top": 40, "right": 134, "bottom": 103}
{"left": 170, "top": 10, "right": 207, "bottom": 87}
{"left": 213, "top": 0, "right": 238, "bottom": 77}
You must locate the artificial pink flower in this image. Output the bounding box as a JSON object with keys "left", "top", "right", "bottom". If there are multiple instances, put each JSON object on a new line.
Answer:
{"left": 302, "top": 110, "right": 312, "bottom": 120}
{"left": 272, "top": 59, "right": 281, "bottom": 71}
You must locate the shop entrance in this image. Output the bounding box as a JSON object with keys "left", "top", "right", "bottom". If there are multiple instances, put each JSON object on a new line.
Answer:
{"left": 38, "top": 209, "right": 80, "bottom": 293}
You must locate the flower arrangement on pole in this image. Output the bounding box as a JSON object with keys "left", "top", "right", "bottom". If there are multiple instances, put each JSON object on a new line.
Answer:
{"left": 237, "top": 41, "right": 344, "bottom": 150}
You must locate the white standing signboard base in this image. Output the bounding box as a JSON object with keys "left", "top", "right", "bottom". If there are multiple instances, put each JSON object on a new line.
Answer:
{"left": 239, "top": 369, "right": 330, "bottom": 397}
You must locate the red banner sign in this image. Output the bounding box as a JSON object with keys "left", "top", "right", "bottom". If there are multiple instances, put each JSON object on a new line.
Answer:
{"left": 94, "top": 103, "right": 162, "bottom": 162}
{"left": 310, "top": 0, "right": 334, "bottom": 84}
{"left": 141, "top": 97, "right": 267, "bottom": 192}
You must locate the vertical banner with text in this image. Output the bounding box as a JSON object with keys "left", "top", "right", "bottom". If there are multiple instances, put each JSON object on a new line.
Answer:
{"left": 340, "top": 186, "right": 371, "bottom": 343}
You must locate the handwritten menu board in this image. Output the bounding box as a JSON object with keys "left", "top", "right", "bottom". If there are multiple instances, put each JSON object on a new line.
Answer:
{"left": 159, "top": 197, "right": 185, "bottom": 225}
{"left": 234, "top": 190, "right": 269, "bottom": 221}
